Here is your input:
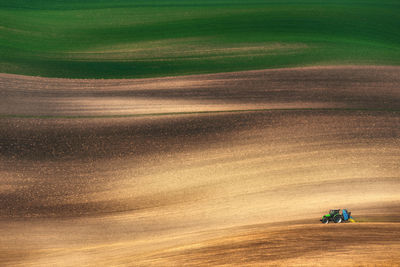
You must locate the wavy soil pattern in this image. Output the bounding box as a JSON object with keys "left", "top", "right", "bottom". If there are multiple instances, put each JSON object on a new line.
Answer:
{"left": 0, "top": 66, "right": 399, "bottom": 266}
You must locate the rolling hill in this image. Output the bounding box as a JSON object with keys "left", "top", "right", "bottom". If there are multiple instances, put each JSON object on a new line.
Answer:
{"left": 1, "top": 0, "right": 400, "bottom": 78}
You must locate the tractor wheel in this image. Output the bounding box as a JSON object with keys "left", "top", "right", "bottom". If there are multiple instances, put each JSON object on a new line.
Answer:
{"left": 333, "top": 215, "right": 342, "bottom": 223}
{"left": 322, "top": 217, "right": 329, "bottom": 224}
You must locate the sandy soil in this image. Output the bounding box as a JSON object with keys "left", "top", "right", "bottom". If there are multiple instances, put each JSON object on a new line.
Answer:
{"left": 0, "top": 66, "right": 399, "bottom": 266}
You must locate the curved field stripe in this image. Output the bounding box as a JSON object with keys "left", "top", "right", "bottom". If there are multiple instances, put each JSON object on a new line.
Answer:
{"left": 1, "top": 107, "right": 399, "bottom": 119}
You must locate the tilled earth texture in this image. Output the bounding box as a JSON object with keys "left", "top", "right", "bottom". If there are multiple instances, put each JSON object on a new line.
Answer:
{"left": 1, "top": 66, "right": 400, "bottom": 266}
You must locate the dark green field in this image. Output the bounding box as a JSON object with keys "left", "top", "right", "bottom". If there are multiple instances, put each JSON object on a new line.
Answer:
{"left": 1, "top": 0, "right": 400, "bottom": 78}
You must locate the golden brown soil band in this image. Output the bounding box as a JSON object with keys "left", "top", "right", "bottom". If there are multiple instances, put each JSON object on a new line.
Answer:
{"left": 137, "top": 222, "right": 400, "bottom": 266}
{"left": 1, "top": 66, "right": 399, "bottom": 117}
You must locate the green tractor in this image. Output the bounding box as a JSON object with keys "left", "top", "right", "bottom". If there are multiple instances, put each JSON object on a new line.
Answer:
{"left": 320, "top": 209, "right": 353, "bottom": 224}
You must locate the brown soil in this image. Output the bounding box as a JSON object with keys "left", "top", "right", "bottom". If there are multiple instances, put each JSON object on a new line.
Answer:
{"left": 1, "top": 65, "right": 399, "bottom": 117}
{"left": 136, "top": 222, "right": 400, "bottom": 266}
{"left": 0, "top": 66, "right": 399, "bottom": 266}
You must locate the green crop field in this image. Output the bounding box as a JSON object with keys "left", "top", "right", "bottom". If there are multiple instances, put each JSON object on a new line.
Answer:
{"left": 1, "top": 0, "right": 400, "bottom": 78}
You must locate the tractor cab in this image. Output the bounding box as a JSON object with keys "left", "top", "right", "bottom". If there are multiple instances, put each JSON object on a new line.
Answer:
{"left": 329, "top": 209, "right": 340, "bottom": 216}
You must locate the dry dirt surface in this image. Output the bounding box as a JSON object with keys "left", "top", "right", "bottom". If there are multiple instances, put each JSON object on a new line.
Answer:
{"left": 0, "top": 66, "right": 399, "bottom": 266}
